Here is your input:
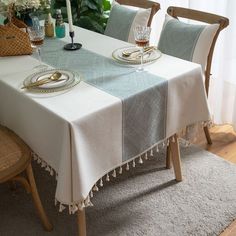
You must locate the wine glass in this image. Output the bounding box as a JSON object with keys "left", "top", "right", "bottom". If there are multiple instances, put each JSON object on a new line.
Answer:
{"left": 28, "top": 26, "right": 47, "bottom": 70}
{"left": 134, "top": 26, "right": 151, "bottom": 72}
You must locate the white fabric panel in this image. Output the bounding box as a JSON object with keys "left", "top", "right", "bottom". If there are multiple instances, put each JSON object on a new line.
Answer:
{"left": 128, "top": 8, "right": 151, "bottom": 43}
{"left": 192, "top": 24, "right": 219, "bottom": 70}
{"left": 146, "top": 54, "right": 210, "bottom": 137}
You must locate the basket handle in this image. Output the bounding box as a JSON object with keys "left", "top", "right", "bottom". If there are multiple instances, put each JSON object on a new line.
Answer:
{"left": 7, "top": 3, "right": 15, "bottom": 23}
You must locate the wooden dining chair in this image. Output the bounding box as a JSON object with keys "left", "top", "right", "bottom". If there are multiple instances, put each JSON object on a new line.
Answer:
{"left": 163, "top": 6, "right": 229, "bottom": 169}
{"left": 104, "top": 0, "right": 160, "bottom": 43}
{"left": 0, "top": 125, "right": 53, "bottom": 231}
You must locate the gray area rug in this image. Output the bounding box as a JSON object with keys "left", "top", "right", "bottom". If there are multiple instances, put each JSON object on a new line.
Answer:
{"left": 0, "top": 145, "right": 236, "bottom": 236}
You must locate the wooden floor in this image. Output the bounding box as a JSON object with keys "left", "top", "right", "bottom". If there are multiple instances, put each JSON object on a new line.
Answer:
{"left": 194, "top": 125, "right": 236, "bottom": 236}
{"left": 195, "top": 125, "right": 236, "bottom": 164}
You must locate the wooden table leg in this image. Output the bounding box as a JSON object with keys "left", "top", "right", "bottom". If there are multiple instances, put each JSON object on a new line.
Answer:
{"left": 78, "top": 208, "right": 87, "bottom": 236}
{"left": 169, "top": 134, "right": 182, "bottom": 182}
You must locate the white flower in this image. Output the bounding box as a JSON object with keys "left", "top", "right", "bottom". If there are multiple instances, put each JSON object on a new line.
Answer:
{"left": 0, "top": 0, "right": 16, "bottom": 5}
{"left": 15, "top": 0, "right": 41, "bottom": 11}
{"left": 0, "top": 0, "right": 42, "bottom": 12}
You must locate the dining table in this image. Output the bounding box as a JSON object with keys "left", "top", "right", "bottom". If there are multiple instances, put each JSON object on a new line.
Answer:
{"left": 0, "top": 24, "right": 210, "bottom": 236}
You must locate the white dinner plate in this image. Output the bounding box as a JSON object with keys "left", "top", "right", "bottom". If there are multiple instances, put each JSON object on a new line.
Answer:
{"left": 112, "top": 46, "right": 162, "bottom": 64}
{"left": 23, "top": 69, "right": 81, "bottom": 93}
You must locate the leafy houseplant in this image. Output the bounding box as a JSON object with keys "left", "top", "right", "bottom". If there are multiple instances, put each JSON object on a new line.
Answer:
{"left": 53, "top": 0, "right": 111, "bottom": 33}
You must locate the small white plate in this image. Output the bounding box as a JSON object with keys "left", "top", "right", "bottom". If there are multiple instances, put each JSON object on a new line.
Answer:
{"left": 112, "top": 46, "right": 162, "bottom": 64}
{"left": 23, "top": 69, "right": 81, "bottom": 93}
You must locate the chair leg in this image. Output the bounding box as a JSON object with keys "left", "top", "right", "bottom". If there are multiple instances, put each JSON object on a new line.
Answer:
{"left": 78, "top": 208, "right": 87, "bottom": 236}
{"left": 204, "top": 126, "right": 212, "bottom": 145}
{"left": 26, "top": 163, "right": 53, "bottom": 231}
{"left": 169, "top": 134, "right": 182, "bottom": 182}
{"left": 166, "top": 144, "right": 172, "bottom": 169}
{"left": 11, "top": 176, "right": 31, "bottom": 193}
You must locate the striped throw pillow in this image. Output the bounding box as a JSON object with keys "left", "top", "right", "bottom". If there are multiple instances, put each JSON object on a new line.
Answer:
{"left": 104, "top": 0, "right": 151, "bottom": 44}
{"left": 158, "top": 15, "right": 219, "bottom": 70}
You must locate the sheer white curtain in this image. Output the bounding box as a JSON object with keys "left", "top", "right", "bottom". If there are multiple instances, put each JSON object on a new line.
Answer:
{"left": 151, "top": 0, "right": 236, "bottom": 130}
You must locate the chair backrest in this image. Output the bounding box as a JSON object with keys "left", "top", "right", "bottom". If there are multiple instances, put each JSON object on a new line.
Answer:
{"left": 167, "top": 6, "right": 229, "bottom": 96}
{"left": 116, "top": 0, "right": 160, "bottom": 27}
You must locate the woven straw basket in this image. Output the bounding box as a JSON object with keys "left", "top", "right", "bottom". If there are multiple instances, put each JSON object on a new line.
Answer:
{"left": 0, "top": 17, "right": 33, "bottom": 57}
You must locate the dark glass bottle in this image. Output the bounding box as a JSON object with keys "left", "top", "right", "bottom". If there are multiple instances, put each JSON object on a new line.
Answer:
{"left": 55, "top": 9, "right": 66, "bottom": 38}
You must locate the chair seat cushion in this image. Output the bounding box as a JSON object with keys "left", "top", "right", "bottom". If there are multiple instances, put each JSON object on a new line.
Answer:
{"left": 0, "top": 128, "right": 21, "bottom": 171}
{"left": 0, "top": 125, "right": 30, "bottom": 182}
{"left": 104, "top": 0, "right": 151, "bottom": 44}
{"left": 158, "top": 15, "right": 219, "bottom": 70}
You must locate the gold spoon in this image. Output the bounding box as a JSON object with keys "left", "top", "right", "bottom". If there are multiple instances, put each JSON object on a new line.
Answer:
{"left": 22, "top": 71, "right": 62, "bottom": 89}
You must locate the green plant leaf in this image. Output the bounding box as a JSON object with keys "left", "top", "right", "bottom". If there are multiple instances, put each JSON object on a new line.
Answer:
{"left": 103, "top": 0, "right": 111, "bottom": 11}
{"left": 53, "top": 0, "right": 111, "bottom": 33}
{"left": 78, "top": 16, "right": 105, "bottom": 33}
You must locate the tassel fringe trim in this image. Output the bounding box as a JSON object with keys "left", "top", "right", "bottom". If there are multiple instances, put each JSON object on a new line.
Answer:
{"left": 32, "top": 119, "right": 212, "bottom": 215}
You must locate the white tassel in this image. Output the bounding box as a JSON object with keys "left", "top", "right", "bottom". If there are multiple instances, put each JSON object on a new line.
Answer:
{"left": 37, "top": 158, "right": 41, "bottom": 164}
{"left": 132, "top": 160, "right": 136, "bottom": 167}
{"left": 45, "top": 166, "right": 51, "bottom": 172}
{"left": 59, "top": 203, "right": 66, "bottom": 212}
{"left": 150, "top": 149, "right": 154, "bottom": 156}
{"left": 119, "top": 166, "right": 122, "bottom": 174}
{"left": 162, "top": 142, "right": 165, "bottom": 148}
{"left": 138, "top": 156, "right": 143, "bottom": 164}
{"left": 90, "top": 191, "right": 94, "bottom": 198}
{"left": 144, "top": 152, "right": 148, "bottom": 160}
{"left": 72, "top": 204, "right": 78, "bottom": 214}
{"left": 126, "top": 163, "right": 130, "bottom": 171}
{"left": 112, "top": 170, "right": 116, "bottom": 178}
{"left": 93, "top": 184, "right": 99, "bottom": 192}
{"left": 167, "top": 139, "right": 170, "bottom": 146}
{"left": 78, "top": 202, "right": 85, "bottom": 210}
{"left": 69, "top": 205, "right": 72, "bottom": 214}
{"left": 156, "top": 145, "right": 159, "bottom": 152}
{"left": 50, "top": 169, "right": 54, "bottom": 176}
{"left": 41, "top": 161, "right": 46, "bottom": 168}
{"left": 33, "top": 155, "right": 38, "bottom": 161}
{"left": 85, "top": 196, "right": 93, "bottom": 207}
{"left": 106, "top": 174, "right": 110, "bottom": 182}
{"left": 99, "top": 178, "right": 103, "bottom": 187}
{"left": 172, "top": 136, "right": 175, "bottom": 143}
{"left": 85, "top": 196, "right": 90, "bottom": 205}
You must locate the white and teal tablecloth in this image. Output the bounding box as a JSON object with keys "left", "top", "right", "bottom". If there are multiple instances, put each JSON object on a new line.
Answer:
{"left": 0, "top": 26, "right": 210, "bottom": 213}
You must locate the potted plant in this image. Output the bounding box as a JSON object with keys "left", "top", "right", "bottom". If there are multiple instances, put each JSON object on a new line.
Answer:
{"left": 53, "top": 0, "right": 111, "bottom": 33}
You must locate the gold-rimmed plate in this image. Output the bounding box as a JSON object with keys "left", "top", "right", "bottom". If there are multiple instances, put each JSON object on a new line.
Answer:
{"left": 112, "top": 46, "right": 162, "bottom": 64}
{"left": 23, "top": 69, "right": 81, "bottom": 93}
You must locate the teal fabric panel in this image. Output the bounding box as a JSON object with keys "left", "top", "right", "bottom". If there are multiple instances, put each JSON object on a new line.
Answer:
{"left": 39, "top": 39, "right": 168, "bottom": 161}
{"left": 0, "top": 15, "right": 5, "bottom": 24}
{"left": 104, "top": 4, "right": 137, "bottom": 42}
{"left": 158, "top": 18, "right": 205, "bottom": 61}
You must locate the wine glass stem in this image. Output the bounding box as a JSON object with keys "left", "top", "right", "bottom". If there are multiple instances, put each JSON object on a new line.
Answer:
{"left": 140, "top": 47, "right": 144, "bottom": 70}
{"left": 37, "top": 47, "right": 42, "bottom": 65}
